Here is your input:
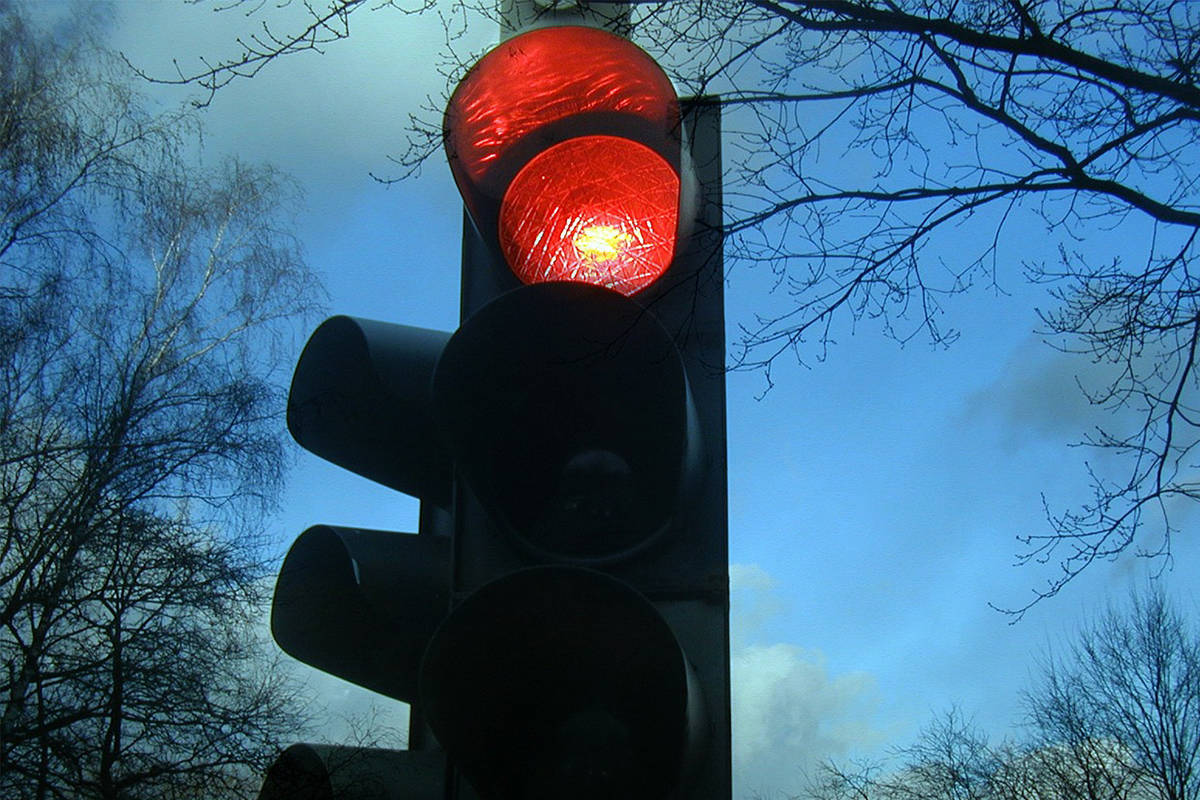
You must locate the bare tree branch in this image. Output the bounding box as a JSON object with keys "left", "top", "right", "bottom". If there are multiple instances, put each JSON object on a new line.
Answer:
{"left": 158, "top": 0, "right": 1200, "bottom": 606}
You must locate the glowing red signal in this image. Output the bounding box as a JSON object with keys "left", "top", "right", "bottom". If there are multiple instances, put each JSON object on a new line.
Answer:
{"left": 500, "top": 136, "right": 679, "bottom": 296}
{"left": 445, "top": 26, "right": 683, "bottom": 296}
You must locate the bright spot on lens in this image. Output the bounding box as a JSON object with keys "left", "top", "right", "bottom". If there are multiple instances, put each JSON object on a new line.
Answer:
{"left": 574, "top": 224, "right": 632, "bottom": 266}
{"left": 499, "top": 136, "right": 679, "bottom": 296}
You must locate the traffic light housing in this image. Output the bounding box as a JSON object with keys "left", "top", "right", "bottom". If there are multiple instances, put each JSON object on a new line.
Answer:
{"left": 429, "top": 23, "right": 729, "bottom": 800}
{"left": 421, "top": 567, "right": 708, "bottom": 800}
{"left": 260, "top": 19, "right": 728, "bottom": 800}
{"left": 259, "top": 316, "right": 457, "bottom": 799}
{"left": 433, "top": 281, "right": 700, "bottom": 564}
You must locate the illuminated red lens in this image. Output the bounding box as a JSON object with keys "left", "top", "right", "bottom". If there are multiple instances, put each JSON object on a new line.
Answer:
{"left": 499, "top": 136, "right": 679, "bottom": 296}
{"left": 447, "top": 26, "right": 679, "bottom": 189}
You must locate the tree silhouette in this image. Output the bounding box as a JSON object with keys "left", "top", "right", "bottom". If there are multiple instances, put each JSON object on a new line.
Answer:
{"left": 1027, "top": 590, "right": 1200, "bottom": 800}
{"left": 808, "top": 590, "right": 1200, "bottom": 800}
{"left": 0, "top": 5, "right": 321, "bottom": 797}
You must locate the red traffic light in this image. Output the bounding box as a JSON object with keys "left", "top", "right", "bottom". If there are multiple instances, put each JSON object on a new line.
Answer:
{"left": 445, "top": 25, "right": 683, "bottom": 296}
{"left": 500, "top": 135, "right": 678, "bottom": 295}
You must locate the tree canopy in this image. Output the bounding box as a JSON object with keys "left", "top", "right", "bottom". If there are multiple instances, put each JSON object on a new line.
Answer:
{"left": 808, "top": 590, "right": 1200, "bottom": 800}
{"left": 0, "top": 3, "right": 322, "bottom": 797}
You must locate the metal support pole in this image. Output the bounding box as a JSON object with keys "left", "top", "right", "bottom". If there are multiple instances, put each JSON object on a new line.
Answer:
{"left": 499, "top": 0, "right": 633, "bottom": 36}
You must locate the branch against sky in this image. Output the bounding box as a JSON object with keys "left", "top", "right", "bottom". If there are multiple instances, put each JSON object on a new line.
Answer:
{"left": 807, "top": 591, "right": 1200, "bottom": 799}
{"left": 642, "top": 0, "right": 1200, "bottom": 618}
{"left": 1024, "top": 589, "right": 1200, "bottom": 800}
{"left": 151, "top": 0, "right": 1200, "bottom": 612}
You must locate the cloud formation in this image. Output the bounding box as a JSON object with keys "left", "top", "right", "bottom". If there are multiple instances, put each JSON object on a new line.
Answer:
{"left": 731, "top": 565, "right": 882, "bottom": 799}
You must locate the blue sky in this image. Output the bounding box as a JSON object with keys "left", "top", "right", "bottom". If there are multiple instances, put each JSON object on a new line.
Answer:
{"left": 95, "top": 3, "right": 1200, "bottom": 798}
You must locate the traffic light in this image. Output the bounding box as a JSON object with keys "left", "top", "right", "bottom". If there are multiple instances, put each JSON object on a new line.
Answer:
{"left": 259, "top": 19, "right": 728, "bottom": 800}
{"left": 444, "top": 24, "right": 693, "bottom": 300}
{"left": 276, "top": 315, "right": 455, "bottom": 705}
{"left": 428, "top": 22, "right": 729, "bottom": 800}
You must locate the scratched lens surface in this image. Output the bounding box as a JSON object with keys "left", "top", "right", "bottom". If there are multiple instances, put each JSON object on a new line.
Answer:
{"left": 446, "top": 26, "right": 679, "bottom": 187}
{"left": 499, "top": 136, "right": 679, "bottom": 296}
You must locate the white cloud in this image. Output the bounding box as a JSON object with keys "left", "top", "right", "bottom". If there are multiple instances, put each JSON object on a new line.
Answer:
{"left": 730, "top": 563, "right": 785, "bottom": 646}
{"left": 731, "top": 564, "right": 882, "bottom": 799}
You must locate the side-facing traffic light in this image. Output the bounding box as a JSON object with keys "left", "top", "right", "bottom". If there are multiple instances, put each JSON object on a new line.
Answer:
{"left": 258, "top": 317, "right": 456, "bottom": 798}
{"left": 278, "top": 316, "right": 454, "bottom": 704}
